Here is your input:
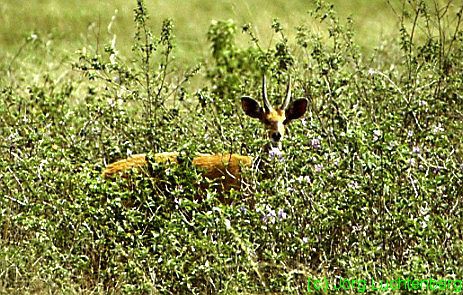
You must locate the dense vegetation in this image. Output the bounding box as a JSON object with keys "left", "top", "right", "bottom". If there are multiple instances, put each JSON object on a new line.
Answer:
{"left": 1, "top": 0, "right": 462, "bottom": 293}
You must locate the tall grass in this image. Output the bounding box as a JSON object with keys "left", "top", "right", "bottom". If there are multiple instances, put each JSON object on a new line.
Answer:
{"left": 0, "top": 0, "right": 397, "bottom": 66}
{"left": 1, "top": 0, "right": 462, "bottom": 293}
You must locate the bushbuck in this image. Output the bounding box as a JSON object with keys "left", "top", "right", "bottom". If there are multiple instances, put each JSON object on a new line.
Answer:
{"left": 102, "top": 75, "right": 308, "bottom": 190}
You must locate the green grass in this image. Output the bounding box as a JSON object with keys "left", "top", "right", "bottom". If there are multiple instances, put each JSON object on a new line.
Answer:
{"left": 1, "top": 0, "right": 398, "bottom": 65}
{"left": 1, "top": 0, "right": 463, "bottom": 293}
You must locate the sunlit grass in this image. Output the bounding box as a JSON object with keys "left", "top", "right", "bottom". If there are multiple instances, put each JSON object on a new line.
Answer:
{"left": 1, "top": 0, "right": 398, "bottom": 65}
{"left": 1, "top": 0, "right": 462, "bottom": 293}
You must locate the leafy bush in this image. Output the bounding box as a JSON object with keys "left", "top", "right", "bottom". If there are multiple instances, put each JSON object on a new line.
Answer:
{"left": 1, "top": 0, "right": 462, "bottom": 293}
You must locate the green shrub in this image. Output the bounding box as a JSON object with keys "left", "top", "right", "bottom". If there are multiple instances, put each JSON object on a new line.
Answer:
{"left": 1, "top": 0, "right": 462, "bottom": 293}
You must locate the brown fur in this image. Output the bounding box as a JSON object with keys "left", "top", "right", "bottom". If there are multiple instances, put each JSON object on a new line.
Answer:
{"left": 103, "top": 76, "right": 307, "bottom": 201}
{"left": 261, "top": 108, "right": 287, "bottom": 139}
{"left": 192, "top": 153, "right": 253, "bottom": 189}
{"left": 102, "top": 152, "right": 178, "bottom": 177}
{"left": 241, "top": 95, "right": 308, "bottom": 147}
{"left": 102, "top": 152, "right": 253, "bottom": 190}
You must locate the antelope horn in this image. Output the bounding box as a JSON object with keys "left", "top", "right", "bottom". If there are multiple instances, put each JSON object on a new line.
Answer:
{"left": 281, "top": 76, "right": 292, "bottom": 110}
{"left": 262, "top": 75, "right": 272, "bottom": 112}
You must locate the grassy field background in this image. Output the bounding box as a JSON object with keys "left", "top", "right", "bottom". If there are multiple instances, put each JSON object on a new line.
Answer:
{"left": 1, "top": 0, "right": 463, "bottom": 293}
{"left": 0, "top": 0, "right": 396, "bottom": 65}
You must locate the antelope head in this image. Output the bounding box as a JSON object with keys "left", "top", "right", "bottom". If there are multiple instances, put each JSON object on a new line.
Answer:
{"left": 241, "top": 75, "right": 308, "bottom": 150}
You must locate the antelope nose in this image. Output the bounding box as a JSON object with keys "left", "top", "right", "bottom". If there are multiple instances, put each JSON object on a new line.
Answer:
{"left": 271, "top": 132, "right": 281, "bottom": 142}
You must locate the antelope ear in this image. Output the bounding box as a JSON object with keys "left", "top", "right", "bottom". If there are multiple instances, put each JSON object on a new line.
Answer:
{"left": 284, "top": 98, "right": 308, "bottom": 124}
{"left": 241, "top": 96, "right": 263, "bottom": 119}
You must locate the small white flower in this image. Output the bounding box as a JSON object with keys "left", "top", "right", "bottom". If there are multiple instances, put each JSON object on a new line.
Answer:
{"left": 419, "top": 100, "right": 427, "bottom": 106}
{"left": 349, "top": 181, "right": 359, "bottom": 189}
{"left": 224, "top": 219, "right": 231, "bottom": 230}
{"left": 407, "top": 130, "right": 414, "bottom": 137}
{"left": 412, "top": 146, "right": 420, "bottom": 154}
{"left": 278, "top": 208, "right": 287, "bottom": 219}
{"left": 268, "top": 147, "right": 283, "bottom": 160}
{"left": 301, "top": 118, "right": 308, "bottom": 127}
{"left": 267, "top": 208, "right": 276, "bottom": 218}
{"left": 373, "top": 129, "right": 382, "bottom": 142}
{"left": 420, "top": 215, "right": 430, "bottom": 229}
{"left": 261, "top": 205, "right": 277, "bottom": 224}
{"left": 433, "top": 124, "right": 444, "bottom": 134}
{"left": 302, "top": 237, "right": 309, "bottom": 243}
{"left": 408, "top": 158, "right": 416, "bottom": 167}
{"left": 368, "top": 68, "right": 376, "bottom": 76}
{"left": 117, "top": 86, "right": 127, "bottom": 98}
{"left": 30, "top": 33, "right": 38, "bottom": 41}
{"left": 110, "top": 53, "right": 117, "bottom": 65}
{"left": 311, "top": 138, "right": 321, "bottom": 149}
{"left": 297, "top": 175, "right": 311, "bottom": 183}
{"left": 314, "top": 164, "right": 323, "bottom": 173}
